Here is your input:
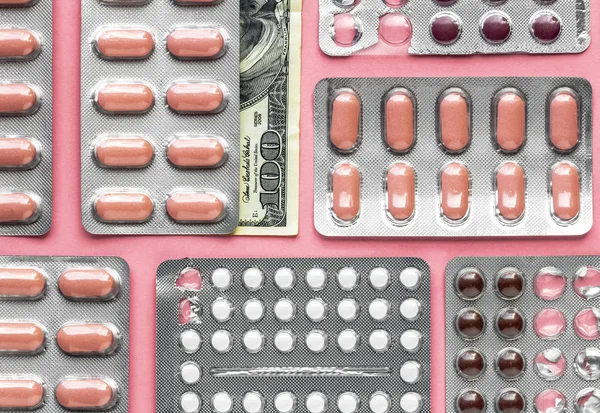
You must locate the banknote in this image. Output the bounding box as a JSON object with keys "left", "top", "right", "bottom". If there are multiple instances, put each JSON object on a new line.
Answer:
{"left": 235, "top": 0, "right": 301, "bottom": 235}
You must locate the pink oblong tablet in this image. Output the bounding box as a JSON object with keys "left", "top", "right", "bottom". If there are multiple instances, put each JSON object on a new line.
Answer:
{"left": 386, "top": 162, "right": 415, "bottom": 222}
{"left": 95, "top": 28, "right": 154, "bottom": 59}
{"left": 0, "top": 377, "right": 44, "bottom": 409}
{"left": 57, "top": 323, "right": 119, "bottom": 356}
{"left": 549, "top": 89, "right": 579, "bottom": 151}
{"left": 167, "top": 27, "right": 226, "bottom": 59}
{"left": 166, "top": 191, "right": 225, "bottom": 223}
{"left": 494, "top": 90, "right": 526, "bottom": 152}
{"left": 331, "top": 163, "right": 360, "bottom": 223}
{"left": 95, "top": 82, "right": 154, "bottom": 114}
{"left": 0, "top": 0, "right": 37, "bottom": 5}
{"left": 330, "top": 91, "right": 360, "bottom": 152}
{"left": 496, "top": 162, "right": 525, "bottom": 222}
{"left": 166, "top": 82, "right": 225, "bottom": 114}
{"left": 439, "top": 90, "right": 470, "bottom": 152}
{"left": 0, "top": 83, "right": 39, "bottom": 115}
{"left": 0, "top": 137, "right": 38, "bottom": 168}
{"left": 385, "top": 90, "right": 414, "bottom": 152}
{"left": 0, "top": 322, "right": 45, "bottom": 354}
{"left": 58, "top": 268, "right": 120, "bottom": 301}
{"left": 0, "top": 29, "right": 39, "bottom": 59}
{"left": 0, "top": 267, "right": 46, "bottom": 299}
{"left": 94, "top": 192, "right": 153, "bottom": 222}
{"left": 0, "top": 192, "right": 39, "bottom": 223}
{"left": 550, "top": 162, "right": 580, "bottom": 222}
{"left": 167, "top": 136, "right": 226, "bottom": 168}
{"left": 55, "top": 379, "right": 117, "bottom": 410}
{"left": 94, "top": 136, "right": 154, "bottom": 168}
{"left": 440, "top": 162, "right": 469, "bottom": 221}
{"left": 574, "top": 308, "right": 600, "bottom": 340}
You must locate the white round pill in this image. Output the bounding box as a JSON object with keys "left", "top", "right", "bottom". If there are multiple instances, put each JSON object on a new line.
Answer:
{"left": 274, "top": 330, "right": 296, "bottom": 353}
{"left": 369, "top": 329, "right": 391, "bottom": 352}
{"left": 243, "top": 330, "right": 265, "bottom": 353}
{"left": 400, "top": 330, "right": 422, "bottom": 352}
{"left": 400, "top": 361, "right": 422, "bottom": 384}
{"left": 368, "top": 299, "right": 391, "bottom": 321}
{"left": 306, "top": 330, "right": 327, "bottom": 353}
{"left": 369, "top": 267, "right": 390, "bottom": 290}
{"left": 337, "top": 267, "right": 359, "bottom": 290}
{"left": 337, "top": 329, "right": 359, "bottom": 353}
{"left": 275, "top": 267, "right": 296, "bottom": 290}
{"left": 211, "top": 298, "right": 233, "bottom": 322}
{"left": 211, "top": 268, "right": 232, "bottom": 290}
{"left": 400, "top": 392, "right": 422, "bottom": 413}
{"left": 180, "top": 329, "right": 202, "bottom": 353}
{"left": 305, "top": 298, "right": 327, "bottom": 322}
{"left": 337, "top": 392, "right": 360, "bottom": 413}
{"left": 337, "top": 299, "right": 359, "bottom": 322}
{"left": 211, "top": 330, "right": 232, "bottom": 353}
{"left": 180, "top": 361, "right": 201, "bottom": 384}
{"left": 274, "top": 298, "right": 296, "bottom": 322}
{"left": 306, "top": 268, "right": 327, "bottom": 290}
{"left": 369, "top": 392, "right": 391, "bottom": 413}
{"left": 243, "top": 298, "right": 265, "bottom": 322}
{"left": 306, "top": 392, "right": 327, "bottom": 413}
{"left": 400, "top": 298, "right": 421, "bottom": 321}
{"left": 242, "top": 267, "right": 264, "bottom": 291}
{"left": 242, "top": 392, "right": 264, "bottom": 413}
{"left": 180, "top": 392, "right": 201, "bottom": 413}
{"left": 212, "top": 392, "right": 233, "bottom": 413}
{"left": 274, "top": 392, "right": 297, "bottom": 413}
{"left": 400, "top": 267, "right": 422, "bottom": 290}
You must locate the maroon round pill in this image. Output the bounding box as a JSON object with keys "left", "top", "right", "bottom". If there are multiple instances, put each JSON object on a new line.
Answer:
{"left": 495, "top": 308, "right": 525, "bottom": 339}
{"left": 456, "top": 308, "right": 486, "bottom": 340}
{"left": 455, "top": 268, "right": 485, "bottom": 301}
{"left": 481, "top": 12, "right": 511, "bottom": 44}
{"left": 495, "top": 268, "right": 524, "bottom": 300}
{"left": 496, "top": 389, "right": 525, "bottom": 413}
{"left": 456, "top": 347, "right": 486, "bottom": 380}
{"left": 530, "top": 11, "right": 561, "bottom": 43}
{"left": 496, "top": 348, "right": 525, "bottom": 380}
{"left": 456, "top": 389, "right": 486, "bottom": 413}
{"left": 430, "top": 13, "right": 461, "bottom": 45}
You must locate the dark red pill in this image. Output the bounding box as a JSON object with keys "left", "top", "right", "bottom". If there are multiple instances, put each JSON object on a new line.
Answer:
{"left": 430, "top": 13, "right": 461, "bottom": 45}
{"left": 496, "top": 389, "right": 526, "bottom": 413}
{"left": 531, "top": 12, "right": 561, "bottom": 43}
{"left": 456, "top": 348, "right": 486, "bottom": 380}
{"left": 495, "top": 269, "right": 524, "bottom": 300}
{"left": 481, "top": 12, "right": 511, "bottom": 44}
{"left": 434, "top": 0, "right": 456, "bottom": 4}
{"left": 456, "top": 389, "right": 486, "bottom": 413}
{"left": 496, "top": 348, "right": 525, "bottom": 380}
{"left": 456, "top": 308, "right": 486, "bottom": 340}
{"left": 455, "top": 268, "right": 485, "bottom": 301}
{"left": 496, "top": 308, "right": 525, "bottom": 339}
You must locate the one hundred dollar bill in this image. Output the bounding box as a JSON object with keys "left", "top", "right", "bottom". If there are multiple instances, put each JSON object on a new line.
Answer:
{"left": 235, "top": 0, "right": 301, "bottom": 235}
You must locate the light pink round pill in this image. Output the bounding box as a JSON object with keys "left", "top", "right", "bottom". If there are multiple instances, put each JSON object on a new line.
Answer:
{"left": 534, "top": 348, "right": 566, "bottom": 381}
{"left": 574, "top": 308, "right": 600, "bottom": 340}
{"left": 533, "top": 308, "right": 566, "bottom": 339}
{"left": 534, "top": 389, "right": 566, "bottom": 413}
{"left": 384, "top": 0, "right": 407, "bottom": 6}
{"left": 574, "top": 266, "right": 600, "bottom": 299}
{"left": 333, "top": 13, "right": 359, "bottom": 46}
{"left": 533, "top": 267, "right": 566, "bottom": 300}
{"left": 176, "top": 268, "right": 203, "bottom": 291}
{"left": 379, "top": 14, "right": 412, "bottom": 45}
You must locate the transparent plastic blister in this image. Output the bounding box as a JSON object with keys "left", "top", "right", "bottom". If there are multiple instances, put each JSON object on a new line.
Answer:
{"left": 80, "top": 0, "right": 239, "bottom": 234}
{"left": 156, "top": 257, "right": 431, "bottom": 412}
{"left": 446, "top": 256, "right": 600, "bottom": 413}
{"left": 313, "top": 77, "right": 593, "bottom": 237}
{"left": 0, "top": 0, "right": 52, "bottom": 235}
{"left": 0, "top": 256, "right": 130, "bottom": 412}
{"left": 318, "top": 0, "right": 591, "bottom": 56}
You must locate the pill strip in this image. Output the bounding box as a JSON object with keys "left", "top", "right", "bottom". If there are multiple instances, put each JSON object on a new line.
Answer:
{"left": 313, "top": 77, "right": 592, "bottom": 238}
{"left": 156, "top": 257, "right": 431, "bottom": 413}
{"left": 80, "top": 0, "right": 240, "bottom": 235}
{"left": 318, "top": 0, "right": 591, "bottom": 56}
{"left": 0, "top": 256, "right": 129, "bottom": 412}
{"left": 0, "top": 0, "right": 53, "bottom": 235}
{"left": 446, "top": 256, "right": 600, "bottom": 413}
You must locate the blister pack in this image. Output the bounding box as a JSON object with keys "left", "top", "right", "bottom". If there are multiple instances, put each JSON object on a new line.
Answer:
{"left": 318, "top": 0, "right": 591, "bottom": 56}
{"left": 80, "top": 0, "right": 240, "bottom": 235}
{"left": 0, "top": 255, "right": 130, "bottom": 412}
{"left": 156, "top": 257, "right": 431, "bottom": 413}
{"left": 313, "top": 77, "right": 592, "bottom": 238}
{"left": 0, "top": 0, "right": 53, "bottom": 236}
{"left": 446, "top": 256, "right": 600, "bottom": 413}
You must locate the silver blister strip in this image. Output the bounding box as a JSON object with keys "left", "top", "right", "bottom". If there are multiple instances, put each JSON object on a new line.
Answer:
{"left": 80, "top": 0, "right": 240, "bottom": 234}
{"left": 318, "top": 0, "right": 590, "bottom": 56}
{"left": 0, "top": 1, "right": 53, "bottom": 235}
{"left": 156, "top": 257, "right": 431, "bottom": 412}
{"left": 445, "top": 256, "right": 600, "bottom": 413}
{"left": 0, "top": 255, "right": 130, "bottom": 412}
{"left": 313, "top": 77, "right": 592, "bottom": 237}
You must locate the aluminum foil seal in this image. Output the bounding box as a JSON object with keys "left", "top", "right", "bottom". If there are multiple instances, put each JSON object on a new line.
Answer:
{"left": 80, "top": 0, "right": 240, "bottom": 234}
{"left": 0, "top": 0, "right": 53, "bottom": 236}
{"left": 0, "top": 255, "right": 130, "bottom": 412}
{"left": 318, "top": 0, "right": 590, "bottom": 56}
{"left": 156, "top": 257, "right": 431, "bottom": 412}
{"left": 313, "top": 77, "right": 593, "bottom": 238}
{"left": 446, "top": 256, "right": 600, "bottom": 413}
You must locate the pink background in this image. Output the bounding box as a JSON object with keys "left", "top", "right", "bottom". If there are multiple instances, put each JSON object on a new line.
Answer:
{"left": 1, "top": 1, "right": 599, "bottom": 411}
